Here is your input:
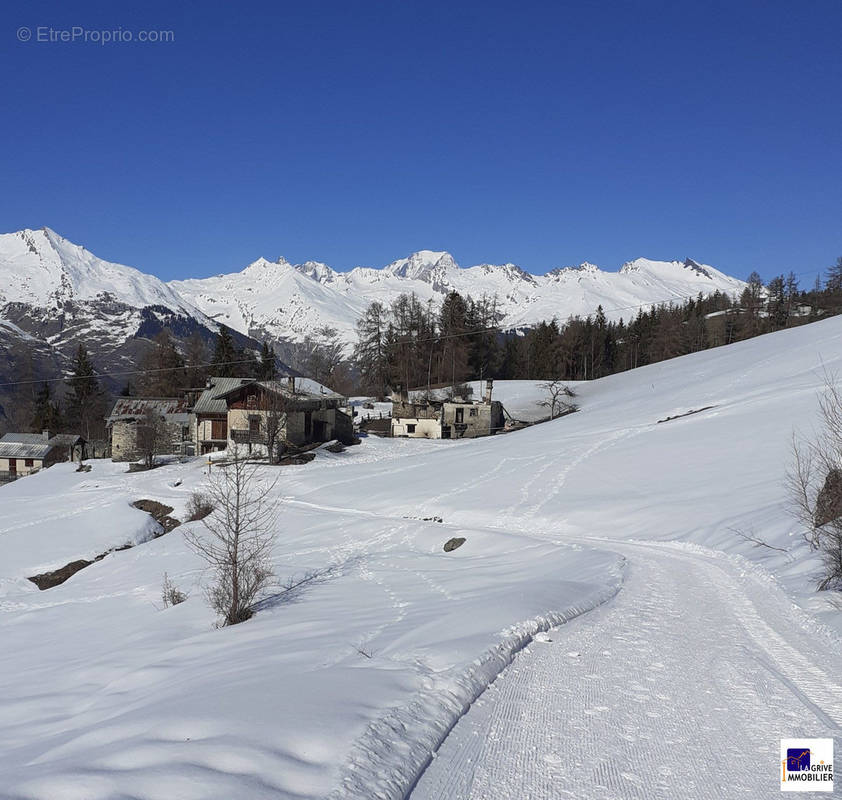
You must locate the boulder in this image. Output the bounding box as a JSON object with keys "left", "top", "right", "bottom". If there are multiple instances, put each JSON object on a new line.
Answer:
{"left": 443, "top": 537, "right": 466, "bottom": 552}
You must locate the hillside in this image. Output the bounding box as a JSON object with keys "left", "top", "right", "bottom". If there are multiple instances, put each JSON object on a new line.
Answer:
{"left": 0, "top": 313, "right": 840, "bottom": 799}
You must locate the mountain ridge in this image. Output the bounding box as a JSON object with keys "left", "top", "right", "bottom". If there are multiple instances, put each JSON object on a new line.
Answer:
{"left": 0, "top": 226, "right": 747, "bottom": 359}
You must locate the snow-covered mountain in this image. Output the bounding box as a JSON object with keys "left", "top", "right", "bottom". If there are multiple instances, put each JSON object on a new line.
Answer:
{"left": 170, "top": 249, "right": 747, "bottom": 344}
{"left": 0, "top": 228, "right": 199, "bottom": 314}
{"left": 0, "top": 228, "right": 747, "bottom": 412}
{"left": 0, "top": 229, "right": 268, "bottom": 413}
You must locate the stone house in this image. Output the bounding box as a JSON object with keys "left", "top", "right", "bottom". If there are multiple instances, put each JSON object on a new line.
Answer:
{"left": 391, "top": 381, "right": 505, "bottom": 439}
{"left": 212, "top": 378, "right": 354, "bottom": 455}
{"left": 0, "top": 431, "right": 86, "bottom": 482}
{"left": 106, "top": 397, "right": 192, "bottom": 462}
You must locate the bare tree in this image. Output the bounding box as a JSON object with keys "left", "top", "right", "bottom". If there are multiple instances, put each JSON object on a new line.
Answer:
{"left": 537, "top": 380, "right": 577, "bottom": 419}
{"left": 136, "top": 407, "right": 169, "bottom": 468}
{"left": 184, "top": 446, "right": 280, "bottom": 625}
{"left": 786, "top": 374, "right": 842, "bottom": 589}
{"left": 259, "top": 386, "right": 288, "bottom": 464}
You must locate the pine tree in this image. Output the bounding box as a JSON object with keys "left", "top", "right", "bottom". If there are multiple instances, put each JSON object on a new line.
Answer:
{"left": 258, "top": 341, "right": 278, "bottom": 381}
{"left": 30, "top": 382, "right": 62, "bottom": 434}
{"left": 354, "top": 301, "right": 390, "bottom": 394}
{"left": 65, "top": 344, "right": 106, "bottom": 440}
{"left": 139, "top": 330, "right": 185, "bottom": 397}
{"left": 185, "top": 331, "right": 209, "bottom": 387}
{"left": 211, "top": 325, "right": 237, "bottom": 377}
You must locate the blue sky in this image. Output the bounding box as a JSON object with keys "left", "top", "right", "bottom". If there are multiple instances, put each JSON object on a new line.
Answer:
{"left": 2, "top": 0, "right": 840, "bottom": 284}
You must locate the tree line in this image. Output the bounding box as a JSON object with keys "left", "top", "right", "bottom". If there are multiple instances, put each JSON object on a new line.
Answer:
{"left": 353, "top": 260, "right": 842, "bottom": 393}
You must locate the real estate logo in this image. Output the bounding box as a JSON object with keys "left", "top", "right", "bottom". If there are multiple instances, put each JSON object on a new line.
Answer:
{"left": 780, "top": 738, "right": 833, "bottom": 792}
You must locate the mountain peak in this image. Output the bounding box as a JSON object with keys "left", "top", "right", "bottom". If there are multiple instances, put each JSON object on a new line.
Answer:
{"left": 385, "top": 250, "right": 458, "bottom": 281}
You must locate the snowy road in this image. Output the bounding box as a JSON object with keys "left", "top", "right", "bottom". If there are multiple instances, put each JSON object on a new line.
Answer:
{"left": 411, "top": 541, "right": 842, "bottom": 800}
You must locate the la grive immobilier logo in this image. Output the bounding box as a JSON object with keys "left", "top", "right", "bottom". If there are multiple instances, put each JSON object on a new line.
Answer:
{"left": 780, "top": 738, "right": 834, "bottom": 792}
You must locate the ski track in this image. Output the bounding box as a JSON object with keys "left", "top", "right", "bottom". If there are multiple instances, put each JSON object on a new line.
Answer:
{"left": 411, "top": 541, "right": 842, "bottom": 800}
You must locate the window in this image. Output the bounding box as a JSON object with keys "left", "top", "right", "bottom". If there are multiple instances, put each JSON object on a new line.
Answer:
{"left": 246, "top": 393, "right": 258, "bottom": 409}
{"left": 469, "top": 408, "right": 478, "bottom": 417}
{"left": 407, "top": 424, "right": 416, "bottom": 433}
{"left": 25, "top": 459, "right": 34, "bottom": 467}
{"left": 455, "top": 407, "right": 464, "bottom": 423}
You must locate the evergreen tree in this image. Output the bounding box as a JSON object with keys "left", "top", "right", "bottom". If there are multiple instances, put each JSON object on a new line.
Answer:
{"left": 211, "top": 325, "right": 237, "bottom": 377}
{"left": 354, "top": 301, "right": 391, "bottom": 394}
{"left": 139, "top": 330, "right": 185, "bottom": 397}
{"left": 258, "top": 341, "right": 278, "bottom": 381}
{"left": 65, "top": 344, "right": 106, "bottom": 440}
{"left": 185, "top": 331, "right": 209, "bottom": 387}
{"left": 30, "top": 382, "right": 62, "bottom": 434}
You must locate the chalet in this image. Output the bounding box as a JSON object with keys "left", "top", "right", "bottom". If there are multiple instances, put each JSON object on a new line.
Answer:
{"left": 0, "top": 431, "right": 86, "bottom": 482}
{"left": 391, "top": 380, "right": 505, "bottom": 439}
{"left": 106, "top": 397, "right": 192, "bottom": 462}
{"left": 187, "top": 377, "right": 254, "bottom": 455}
{"left": 212, "top": 378, "right": 355, "bottom": 456}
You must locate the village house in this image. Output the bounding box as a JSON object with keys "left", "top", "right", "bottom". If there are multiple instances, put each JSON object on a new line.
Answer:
{"left": 106, "top": 397, "right": 192, "bottom": 462}
{"left": 391, "top": 380, "right": 505, "bottom": 439}
{"left": 0, "top": 431, "right": 86, "bottom": 482}
{"left": 186, "top": 377, "right": 254, "bottom": 455}
{"left": 211, "top": 377, "right": 355, "bottom": 456}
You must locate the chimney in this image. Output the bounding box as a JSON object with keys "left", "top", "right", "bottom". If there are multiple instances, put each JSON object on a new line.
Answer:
{"left": 42, "top": 429, "right": 51, "bottom": 441}
{"left": 206, "top": 378, "right": 212, "bottom": 389}
{"left": 484, "top": 379, "right": 493, "bottom": 404}
{"left": 287, "top": 376, "right": 296, "bottom": 393}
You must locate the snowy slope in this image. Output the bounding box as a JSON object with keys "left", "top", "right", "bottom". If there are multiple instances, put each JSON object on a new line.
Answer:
{"left": 1, "top": 317, "right": 842, "bottom": 799}
{"left": 171, "top": 249, "right": 747, "bottom": 343}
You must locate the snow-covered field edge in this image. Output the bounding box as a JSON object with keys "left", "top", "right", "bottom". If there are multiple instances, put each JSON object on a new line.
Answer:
{"left": 330, "top": 557, "right": 626, "bottom": 800}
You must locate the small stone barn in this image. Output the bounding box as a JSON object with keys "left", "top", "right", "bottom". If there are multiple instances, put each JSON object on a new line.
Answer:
{"left": 391, "top": 380, "right": 505, "bottom": 439}
{"left": 0, "top": 431, "right": 86, "bottom": 482}
{"left": 213, "top": 378, "right": 354, "bottom": 455}
{"left": 106, "top": 397, "right": 192, "bottom": 462}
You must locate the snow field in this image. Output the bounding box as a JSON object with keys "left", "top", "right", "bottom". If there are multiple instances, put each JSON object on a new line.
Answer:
{"left": 2, "top": 315, "right": 842, "bottom": 797}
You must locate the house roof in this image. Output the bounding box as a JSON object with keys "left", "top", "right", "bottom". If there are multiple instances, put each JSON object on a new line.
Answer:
{"left": 212, "top": 379, "right": 345, "bottom": 405}
{"left": 192, "top": 377, "right": 254, "bottom": 415}
{"left": 1, "top": 433, "right": 49, "bottom": 444}
{"left": 49, "top": 434, "right": 85, "bottom": 447}
{"left": 0, "top": 432, "right": 85, "bottom": 459}
{"left": 106, "top": 397, "right": 191, "bottom": 425}
{"left": 0, "top": 440, "right": 53, "bottom": 460}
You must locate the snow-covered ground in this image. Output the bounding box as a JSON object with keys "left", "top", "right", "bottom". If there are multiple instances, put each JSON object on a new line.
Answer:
{"left": 2, "top": 317, "right": 842, "bottom": 799}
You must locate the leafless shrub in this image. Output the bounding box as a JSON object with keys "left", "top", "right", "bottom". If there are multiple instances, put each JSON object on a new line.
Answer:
{"left": 136, "top": 407, "right": 169, "bottom": 469}
{"left": 786, "top": 373, "right": 842, "bottom": 590}
{"left": 728, "top": 526, "right": 789, "bottom": 553}
{"left": 184, "top": 445, "right": 280, "bottom": 625}
{"left": 161, "top": 572, "right": 187, "bottom": 607}
{"left": 185, "top": 491, "right": 214, "bottom": 522}
{"left": 537, "top": 380, "right": 578, "bottom": 419}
